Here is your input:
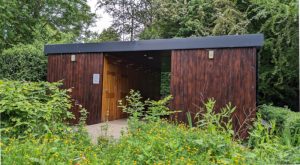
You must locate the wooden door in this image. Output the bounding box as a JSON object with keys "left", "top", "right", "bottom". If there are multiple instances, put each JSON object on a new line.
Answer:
{"left": 101, "top": 56, "right": 128, "bottom": 121}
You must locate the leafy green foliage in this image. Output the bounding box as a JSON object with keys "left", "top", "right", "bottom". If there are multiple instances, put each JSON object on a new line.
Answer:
{"left": 144, "top": 95, "right": 173, "bottom": 121}
{"left": 0, "top": 42, "right": 46, "bottom": 81}
{"left": 195, "top": 99, "right": 235, "bottom": 136}
{"left": 118, "top": 90, "right": 174, "bottom": 122}
{"left": 97, "top": 0, "right": 153, "bottom": 41}
{"left": 140, "top": 0, "right": 299, "bottom": 110}
{"left": 1, "top": 132, "right": 94, "bottom": 165}
{"left": 99, "top": 120, "right": 249, "bottom": 164}
{"left": 0, "top": 0, "right": 95, "bottom": 50}
{"left": 4, "top": 118, "right": 300, "bottom": 164}
{"left": 88, "top": 27, "right": 120, "bottom": 42}
{"left": 139, "top": 0, "right": 249, "bottom": 39}
{"left": 259, "top": 105, "right": 300, "bottom": 146}
{"left": 0, "top": 80, "right": 74, "bottom": 138}
{"left": 2, "top": 92, "right": 300, "bottom": 164}
{"left": 0, "top": 80, "right": 92, "bottom": 164}
{"left": 118, "top": 90, "right": 146, "bottom": 131}
{"left": 211, "top": 0, "right": 249, "bottom": 35}
{"left": 160, "top": 72, "right": 170, "bottom": 97}
{"left": 100, "top": 100, "right": 299, "bottom": 164}
{"left": 247, "top": 113, "right": 300, "bottom": 163}
{"left": 248, "top": 113, "right": 277, "bottom": 147}
{"left": 0, "top": 26, "right": 78, "bottom": 82}
{"left": 249, "top": 0, "right": 299, "bottom": 110}
{"left": 118, "top": 90, "right": 145, "bottom": 120}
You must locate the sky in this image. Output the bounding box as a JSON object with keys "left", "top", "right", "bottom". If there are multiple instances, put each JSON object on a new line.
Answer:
{"left": 87, "top": 0, "right": 113, "bottom": 34}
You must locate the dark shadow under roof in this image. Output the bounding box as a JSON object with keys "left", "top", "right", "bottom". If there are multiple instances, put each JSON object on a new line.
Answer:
{"left": 44, "top": 34, "right": 264, "bottom": 55}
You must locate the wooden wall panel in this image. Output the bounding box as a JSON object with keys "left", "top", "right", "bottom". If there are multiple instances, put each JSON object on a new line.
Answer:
{"left": 170, "top": 48, "right": 257, "bottom": 138}
{"left": 47, "top": 53, "right": 103, "bottom": 125}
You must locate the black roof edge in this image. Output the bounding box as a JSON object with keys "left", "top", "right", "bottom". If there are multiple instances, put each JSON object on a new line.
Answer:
{"left": 44, "top": 34, "right": 264, "bottom": 55}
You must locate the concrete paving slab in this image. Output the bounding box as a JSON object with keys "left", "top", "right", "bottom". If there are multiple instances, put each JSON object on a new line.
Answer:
{"left": 86, "top": 119, "right": 128, "bottom": 144}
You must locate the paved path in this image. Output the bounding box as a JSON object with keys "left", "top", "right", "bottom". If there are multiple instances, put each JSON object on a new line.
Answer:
{"left": 86, "top": 119, "right": 128, "bottom": 144}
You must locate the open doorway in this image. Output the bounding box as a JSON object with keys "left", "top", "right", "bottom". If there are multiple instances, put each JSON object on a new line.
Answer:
{"left": 101, "top": 50, "right": 171, "bottom": 122}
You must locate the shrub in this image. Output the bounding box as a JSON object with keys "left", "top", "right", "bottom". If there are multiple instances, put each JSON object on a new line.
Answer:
{"left": 3, "top": 118, "right": 300, "bottom": 164}
{"left": 2, "top": 93, "right": 300, "bottom": 164}
{"left": 195, "top": 98, "right": 235, "bottom": 136}
{"left": 0, "top": 80, "right": 74, "bottom": 138}
{"left": 115, "top": 95, "right": 300, "bottom": 164}
{"left": 118, "top": 90, "right": 145, "bottom": 120}
{"left": 1, "top": 80, "right": 92, "bottom": 164}
{"left": 247, "top": 113, "right": 300, "bottom": 163}
{"left": 99, "top": 120, "right": 299, "bottom": 164}
{"left": 98, "top": 120, "right": 250, "bottom": 164}
{"left": 0, "top": 42, "right": 46, "bottom": 81}
{"left": 259, "top": 105, "right": 300, "bottom": 146}
{"left": 144, "top": 95, "right": 173, "bottom": 121}
{"left": 118, "top": 89, "right": 174, "bottom": 122}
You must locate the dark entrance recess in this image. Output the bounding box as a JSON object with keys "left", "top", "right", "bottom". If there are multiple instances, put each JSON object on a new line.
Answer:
{"left": 101, "top": 51, "right": 171, "bottom": 122}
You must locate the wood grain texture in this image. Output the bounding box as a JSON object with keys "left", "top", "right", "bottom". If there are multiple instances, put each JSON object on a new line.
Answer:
{"left": 101, "top": 55, "right": 161, "bottom": 122}
{"left": 170, "top": 48, "right": 257, "bottom": 138}
{"left": 47, "top": 53, "right": 103, "bottom": 125}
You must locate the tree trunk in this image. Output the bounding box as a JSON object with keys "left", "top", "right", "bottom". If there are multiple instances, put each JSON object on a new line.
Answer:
{"left": 130, "top": 9, "right": 134, "bottom": 41}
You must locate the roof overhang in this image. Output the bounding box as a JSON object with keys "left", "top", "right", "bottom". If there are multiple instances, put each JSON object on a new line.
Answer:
{"left": 44, "top": 34, "right": 264, "bottom": 55}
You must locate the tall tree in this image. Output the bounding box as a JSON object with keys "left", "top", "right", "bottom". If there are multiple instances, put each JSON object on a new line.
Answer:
{"left": 97, "top": 0, "right": 153, "bottom": 41}
{"left": 211, "top": 0, "right": 249, "bottom": 35}
{"left": 0, "top": 0, "right": 95, "bottom": 51}
{"left": 88, "top": 27, "right": 120, "bottom": 42}
{"left": 248, "top": 0, "right": 299, "bottom": 110}
{"left": 139, "top": 0, "right": 250, "bottom": 39}
{"left": 117, "top": 0, "right": 299, "bottom": 110}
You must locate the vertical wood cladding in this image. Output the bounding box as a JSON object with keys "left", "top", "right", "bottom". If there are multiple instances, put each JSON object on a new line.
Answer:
{"left": 47, "top": 53, "right": 103, "bottom": 125}
{"left": 170, "top": 48, "right": 257, "bottom": 138}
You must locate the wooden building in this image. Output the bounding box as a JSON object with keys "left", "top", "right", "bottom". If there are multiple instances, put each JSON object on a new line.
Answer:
{"left": 45, "top": 34, "right": 263, "bottom": 136}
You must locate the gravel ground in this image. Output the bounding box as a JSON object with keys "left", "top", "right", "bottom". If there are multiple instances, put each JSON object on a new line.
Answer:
{"left": 86, "top": 119, "right": 128, "bottom": 144}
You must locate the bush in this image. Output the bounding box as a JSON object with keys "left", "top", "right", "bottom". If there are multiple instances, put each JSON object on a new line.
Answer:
{"left": 1, "top": 80, "right": 92, "bottom": 164}
{"left": 195, "top": 98, "right": 235, "bottom": 136}
{"left": 3, "top": 118, "right": 299, "bottom": 164}
{"left": 115, "top": 94, "right": 300, "bottom": 164}
{"left": 259, "top": 105, "right": 300, "bottom": 146}
{"left": 118, "top": 90, "right": 174, "bottom": 132}
{"left": 118, "top": 89, "right": 174, "bottom": 122}
{"left": 0, "top": 80, "right": 74, "bottom": 138}
{"left": 2, "top": 90, "right": 300, "bottom": 164}
{"left": 247, "top": 113, "right": 300, "bottom": 163}
{"left": 0, "top": 42, "right": 46, "bottom": 81}
{"left": 99, "top": 120, "right": 251, "bottom": 164}
{"left": 99, "top": 120, "right": 299, "bottom": 164}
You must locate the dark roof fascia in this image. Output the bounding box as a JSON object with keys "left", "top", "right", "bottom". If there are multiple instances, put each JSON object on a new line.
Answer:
{"left": 44, "top": 34, "right": 264, "bottom": 55}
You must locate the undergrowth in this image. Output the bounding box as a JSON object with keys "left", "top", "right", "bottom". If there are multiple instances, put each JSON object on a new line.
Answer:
{"left": 1, "top": 86, "right": 299, "bottom": 164}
